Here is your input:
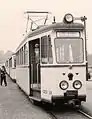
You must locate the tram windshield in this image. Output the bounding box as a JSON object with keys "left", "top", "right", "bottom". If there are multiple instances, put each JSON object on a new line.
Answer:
{"left": 55, "top": 38, "right": 84, "bottom": 63}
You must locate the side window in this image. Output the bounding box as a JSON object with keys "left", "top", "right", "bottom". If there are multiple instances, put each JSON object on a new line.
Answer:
{"left": 21, "top": 47, "right": 23, "bottom": 65}
{"left": 16, "top": 43, "right": 28, "bottom": 66}
{"left": 14, "top": 58, "right": 16, "bottom": 68}
{"left": 41, "top": 35, "right": 53, "bottom": 64}
{"left": 20, "top": 49, "right": 22, "bottom": 65}
{"left": 41, "top": 36, "right": 48, "bottom": 64}
{"left": 13, "top": 56, "right": 16, "bottom": 68}
{"left": 9, "top": 58, "right": 12, "bottom": 67}
{"left": 19, "top": 50, "right": 21, "bottom": 65}
{"left": 24, "top": 43, "right": 28, "bottom": 65}
{"left": 16, "top": 51, "right": 19, "bottom": 65}
{"left": 5, "top": 61, "right": 8, "bottom": 67}
{"left": 48, "top": 35, "right": 53, "bottom": 64}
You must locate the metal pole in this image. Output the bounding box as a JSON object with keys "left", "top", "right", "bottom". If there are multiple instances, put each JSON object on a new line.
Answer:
{"left": 26, "top": 15, "right": 29, "bottom": 33}
{"left": 83, "top": 16, "right": 88, "bottom": 81}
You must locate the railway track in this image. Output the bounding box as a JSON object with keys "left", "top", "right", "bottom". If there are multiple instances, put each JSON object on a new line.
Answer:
{"left": 48, "top": 110, "right": 92, "bottom": 119}
{"left": 77, "top": 109, "right": 92, "bottom": 119}
{"left": 44, "top": 104, "right": 92, "bottom": 119}
{"left": 47, "top": 111, "right": 58, "bottom": 119}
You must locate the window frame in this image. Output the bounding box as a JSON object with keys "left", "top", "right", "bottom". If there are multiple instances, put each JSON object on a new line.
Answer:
{"left": 54, "top": 37, "right": 84, "bottom": 64}
{"left": 24, "top": 43, "right": 28, "bottom": 65}
{"left": 41, "top": 35, "right": 53, "bottom": 64}
{"left": 9, "top": 57, "right": 12, "bottom": 67}
{"left": 56, "top": 31, "right": 81, "bottom": 38}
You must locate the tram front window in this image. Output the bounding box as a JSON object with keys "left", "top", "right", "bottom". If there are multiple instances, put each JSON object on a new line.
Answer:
{"left": 55, "top": 38, "right": 84, "bottom": 63}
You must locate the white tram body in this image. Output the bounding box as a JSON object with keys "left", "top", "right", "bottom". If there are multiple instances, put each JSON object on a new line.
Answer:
{"left": 13, "top": 13, "right": 88, "bottom": 105}
{"left": 5, "top": 54, "right": 16, "bottom": 82}
{"left": 5, "top": 60, "right": 10, "bottom": 74}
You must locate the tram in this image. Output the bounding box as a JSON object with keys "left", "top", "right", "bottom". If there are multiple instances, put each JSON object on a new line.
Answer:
{"left": 7, "top": 12, "right": 89, "bottom": 105}
{"left": 5, "top": 54, "right": 16, "bottom": 82}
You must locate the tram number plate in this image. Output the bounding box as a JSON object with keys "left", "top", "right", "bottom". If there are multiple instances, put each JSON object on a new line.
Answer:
{"left": 66, "top": 90, "right": 78, "bottom": 96}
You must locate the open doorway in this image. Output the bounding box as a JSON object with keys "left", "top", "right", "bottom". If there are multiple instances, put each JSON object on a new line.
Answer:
{"left": 29, "top": 38, "right": 41, "bottom": 97}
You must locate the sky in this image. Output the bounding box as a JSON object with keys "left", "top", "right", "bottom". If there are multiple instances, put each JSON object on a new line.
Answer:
{"left": 0, "top": 0, "right": 92, "bottom": 54}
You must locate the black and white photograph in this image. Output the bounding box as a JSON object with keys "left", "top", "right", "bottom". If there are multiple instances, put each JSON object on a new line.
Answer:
{"left": 0, "top": 0, "right": 92, "bottom": 118}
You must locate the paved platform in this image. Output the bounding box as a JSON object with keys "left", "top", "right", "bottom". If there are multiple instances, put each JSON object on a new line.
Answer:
{"left": 82, "top": 81, "right": 92, "bottom": 115}
{"left": 0, "top": 75, "right": 50, "bottom": 119}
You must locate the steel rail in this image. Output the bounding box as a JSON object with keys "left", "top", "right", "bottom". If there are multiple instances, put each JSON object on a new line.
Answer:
{"left": 47, "top": 111, "right": 58, "bottom": 119}
{"left": 78, "top": 109, "right": 92, "bottom": 119}
{"left": 43, "top": 104, "right": 92, "bottom": 119}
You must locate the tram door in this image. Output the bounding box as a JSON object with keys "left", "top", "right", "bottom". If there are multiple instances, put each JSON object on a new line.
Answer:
{"left": 29, "top": 39, "right": 41, "bottom": 96}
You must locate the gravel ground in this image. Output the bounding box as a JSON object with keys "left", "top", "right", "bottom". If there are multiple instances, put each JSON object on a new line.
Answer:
{"left": 0, "top": 75, "right": 50, "bottom": 119}
{"left": 81, "top": 81, "right": 92, "bottom": 116}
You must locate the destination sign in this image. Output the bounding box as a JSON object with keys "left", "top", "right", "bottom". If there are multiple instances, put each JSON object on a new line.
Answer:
{"left": 57, "top": 32, "right": 80, "bottom": 37}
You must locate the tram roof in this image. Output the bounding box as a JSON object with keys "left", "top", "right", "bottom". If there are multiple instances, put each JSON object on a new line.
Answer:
{"left": 16, "top": 22, "right": 84, "bottom": 51}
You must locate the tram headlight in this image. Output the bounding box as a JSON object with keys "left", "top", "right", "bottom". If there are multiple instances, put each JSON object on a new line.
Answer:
{"left": 59, "top": 80, "right": 69, "bottom": 90}
{"left": 73, "top": 80, "right": 82, "bottom": 89}
{"left": 64, "top": 13, "right": 74, "bottom": 23}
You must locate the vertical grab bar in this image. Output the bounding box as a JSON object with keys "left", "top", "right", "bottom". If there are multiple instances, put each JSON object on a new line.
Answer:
{"left": 31, "top": 64, "right": 33, "bottom": 88}
{"left": 37, "top": 63, "right": 39, "bottom": 88}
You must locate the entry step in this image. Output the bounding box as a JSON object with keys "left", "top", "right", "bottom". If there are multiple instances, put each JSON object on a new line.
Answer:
{"left": 29, "top": 96, "right": 41, "bottom": 102}
{"left": 31, "top": 88, "right": 41, "bottom": 92}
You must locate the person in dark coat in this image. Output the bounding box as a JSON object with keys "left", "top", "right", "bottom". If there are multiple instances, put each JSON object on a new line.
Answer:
{"left": 1, "top": 66, "right": 7, "bottom": 86}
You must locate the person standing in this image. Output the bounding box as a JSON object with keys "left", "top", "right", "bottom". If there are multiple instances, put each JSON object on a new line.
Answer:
{"left": 1, "top": 66, "right": 7, "bottom": 86}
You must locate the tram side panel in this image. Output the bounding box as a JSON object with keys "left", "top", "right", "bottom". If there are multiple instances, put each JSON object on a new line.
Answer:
{"left": 11, "top": 55, "right": 16, "bottom": 80}
{"left": 6, "top": 55, "right": 16, "bottom": 80}
{"left": 9, "top": 67, "right": 16, "bottom": 80}
{"left": 16, "top": 67, "right": 30, "bottom": 95}
{"left": 41, "top": 66, "right": 86, "bottom": 102}
{"left": 5, "top": 60, "right": 10, "bottom": 75}
{"left": 6, "top": 67, "right": 10, "bottom": 75}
